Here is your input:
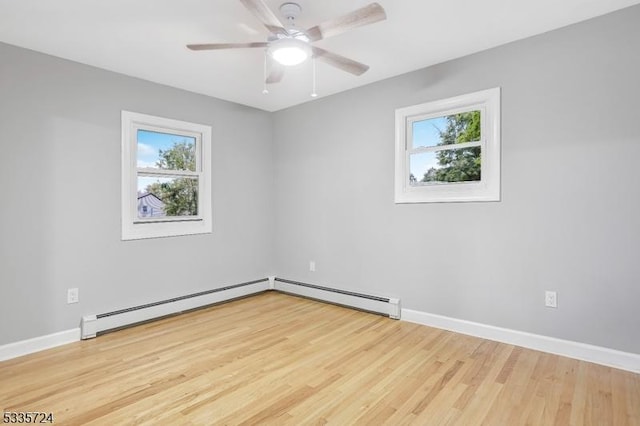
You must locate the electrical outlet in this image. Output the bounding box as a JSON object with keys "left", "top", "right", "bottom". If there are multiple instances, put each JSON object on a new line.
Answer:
{"left": 545, "top": 290, "right": 557, "bottom": 308}
{"left": 67, "top": 288, "right": 79, "bottom": 304}
{"left": 309, "top": 261, "right": 316, "bottom": 272}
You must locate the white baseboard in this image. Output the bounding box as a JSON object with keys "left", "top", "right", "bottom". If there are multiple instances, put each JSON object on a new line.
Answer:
{"left": 0, "top": 328, "right": 81, "bottom": 362}
{"left": 402, "top": 308, "right": 640, "bottom": 374}
{"left": 8, "top": 295, "right": 635, "bottom": 374}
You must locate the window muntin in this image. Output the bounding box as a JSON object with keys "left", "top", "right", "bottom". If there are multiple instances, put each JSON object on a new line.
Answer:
{"left": 122, "top": 111, "right": 212, "bottom": 240}
{"left": 395, "top": 88, "right": 500, "bottom": 203}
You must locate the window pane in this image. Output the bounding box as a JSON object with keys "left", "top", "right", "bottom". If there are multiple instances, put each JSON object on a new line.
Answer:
{"left": 410, "top": 147, "right": 481, "bottom": 185}
{"left": 412, "top": 110, "right": 481, "bottom": 149}
{"left": 137, "top": 129, "right": 196, "bottom": 171}
{"left": 137, "top": 176, "right": 198, "bottom": 218}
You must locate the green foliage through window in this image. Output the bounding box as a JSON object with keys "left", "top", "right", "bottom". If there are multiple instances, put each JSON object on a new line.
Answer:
{"left": 421, "top": 111, "right": 481, "bottom": 183}
{"left": 146, "top": 141, "right": 198, "bottom": 216}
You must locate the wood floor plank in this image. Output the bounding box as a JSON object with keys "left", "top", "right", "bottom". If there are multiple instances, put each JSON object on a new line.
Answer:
{"left": 1, "top": 292, "right": 639, "bottom": 425}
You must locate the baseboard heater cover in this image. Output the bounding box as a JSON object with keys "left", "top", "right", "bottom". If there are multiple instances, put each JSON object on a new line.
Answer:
{"left": 81, "top": 278, "right": 269, "bottom": 339}
{"left": 274, "top": 278, "right": 401, "bottom": 319}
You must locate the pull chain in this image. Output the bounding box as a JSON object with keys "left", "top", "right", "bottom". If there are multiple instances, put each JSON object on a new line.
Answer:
{"left": 262, "top": 51, "right": 269, "bottom": 95}
{"left": 311, "top": 56, "right": 318, "bottom": 98}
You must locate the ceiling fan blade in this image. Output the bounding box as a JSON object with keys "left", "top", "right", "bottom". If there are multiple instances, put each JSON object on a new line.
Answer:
{"left": 187, "top": 42, "right": 268, "bottom": 51}
{"left": 306, "top": 3, "right": 386, "bottom": 42}
{"left": 312, "top": 47, "right": 369, "bottom": 76}
{"left": 239, "top": 0, "right": 286, "bottom": 34}
{"left": 266, "top": 64, "right": 285, "bottom": 84}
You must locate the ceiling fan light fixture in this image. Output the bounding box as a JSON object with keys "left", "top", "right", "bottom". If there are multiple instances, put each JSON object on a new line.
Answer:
{"left": 268, "top": 38, "right": 310, "bottom": 66}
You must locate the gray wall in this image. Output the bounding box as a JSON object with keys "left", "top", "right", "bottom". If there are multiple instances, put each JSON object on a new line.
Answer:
{"left": 273, "top": 5, "right": 640, "bottom": 353}
{"left": 2, "top": 5, "right": 639, "bottom": 355}
{"left": 0, "top": 43, "right": 275, "bottom": 345}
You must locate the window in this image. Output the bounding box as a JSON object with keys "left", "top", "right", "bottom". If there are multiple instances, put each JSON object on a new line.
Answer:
{"left": 121, "top": 111, "right": 212, "bottom": 240}
{"left": 395, "top": 88, "right": 501, "bottom": 203}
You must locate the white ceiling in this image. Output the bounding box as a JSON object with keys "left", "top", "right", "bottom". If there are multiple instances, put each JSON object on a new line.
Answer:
{"left": 1, "top": 0, "right": 639, "bottom": 112}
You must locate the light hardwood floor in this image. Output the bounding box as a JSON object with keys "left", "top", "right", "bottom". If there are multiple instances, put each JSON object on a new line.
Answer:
{"left": 1, "top": 292, "right": 639, "bottom": 425}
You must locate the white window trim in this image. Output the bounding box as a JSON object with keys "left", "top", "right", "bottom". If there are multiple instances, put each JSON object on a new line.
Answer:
{"left": 394, "top": 87, "right": 501, "bottom": 203}
{"left": 121, "top": 111, "right": 212, "bottom": 240}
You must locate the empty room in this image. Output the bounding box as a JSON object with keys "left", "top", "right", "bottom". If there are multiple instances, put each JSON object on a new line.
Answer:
{"left": 1, "top": 0, "right": 639, "bottom": 424}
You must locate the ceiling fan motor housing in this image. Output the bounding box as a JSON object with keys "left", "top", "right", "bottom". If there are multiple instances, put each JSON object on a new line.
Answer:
{"left": 273, "top": 2, "right": 308, "bottom": 41}
{"left": 279, "top": 2, "right": 302, "bottom": 21}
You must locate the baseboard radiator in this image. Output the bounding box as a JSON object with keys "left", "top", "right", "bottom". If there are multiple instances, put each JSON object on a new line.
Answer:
{"left": 274, "top": 278, "right": 401, "bottom": 319}
{"left": 81, "top": 278, "right": 269, "bottom": 339}
{"left": 81, "top": 277, "right": 400, "bottom": 340}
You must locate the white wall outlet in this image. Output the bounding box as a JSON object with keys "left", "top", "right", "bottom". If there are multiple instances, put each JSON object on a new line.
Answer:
{"left": 545, "top": 290, "right": 557, "bottom": 308}
{"left": 309, "top": 261, "right": 316, "bottom": 272}
{"left": 67, "top": 288, "right": 79, "bottom": 304}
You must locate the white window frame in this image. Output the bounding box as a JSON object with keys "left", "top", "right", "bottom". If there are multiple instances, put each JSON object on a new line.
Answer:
{"left": 394, "top": 87, "right": 501, "bottom": 203}
{"left": 121, "top": 111, "right": 212, "bottom": 240}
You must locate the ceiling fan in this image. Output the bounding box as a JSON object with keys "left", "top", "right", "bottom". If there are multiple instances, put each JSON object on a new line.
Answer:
{"left": 187, "top": 0, "right": 387, "bottom": 86}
